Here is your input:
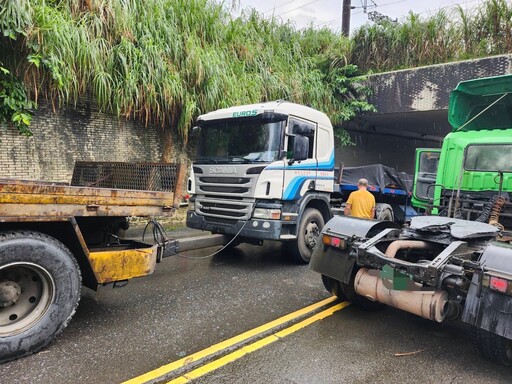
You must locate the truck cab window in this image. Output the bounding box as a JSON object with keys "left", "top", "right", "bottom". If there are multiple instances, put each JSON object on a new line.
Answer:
{"left": 196, "top": 118, "right": 285, "bottom": 163}
{"left": 464, "top": 144, "right": 512, "bottom": 172}
{"left": 288, "top": 118, "right": 315, "bottom": 159}
{"left": 416, "top": 151, "right": 440, "bottom": 200}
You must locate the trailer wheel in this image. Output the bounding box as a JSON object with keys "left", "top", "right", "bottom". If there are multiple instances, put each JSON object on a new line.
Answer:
{"left": 375, "top": 203, "right": 394, "bottom": 221}
{"left": 0, "top": 231, "right": 81, "bottom": 363}
{"left": 472, "top": 327, "right": 512, "bottom": 366}
{"left": 329, "top": 268, "right": 384, "bottom": 311}
{"left": 288, "top": 208, "right": 324, "bottom": 264}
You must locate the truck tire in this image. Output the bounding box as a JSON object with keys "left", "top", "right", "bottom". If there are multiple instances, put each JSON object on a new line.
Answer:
{"left": 0, "top": 231, "right": 81, "bottom": 363}
{"left": 323, "top": 269, "right": 384, "bottom": 311}
{"left": 321, "top": 275, "right": 345, "bottom": 300}
{"left": 375, "top": 203, "right": 394, "bottom": 222}
{"left": 288, "top": 208, "right": 324, "bottom": 264}
{"left": 472, "top": 327, "right": 512, "bottom": 366}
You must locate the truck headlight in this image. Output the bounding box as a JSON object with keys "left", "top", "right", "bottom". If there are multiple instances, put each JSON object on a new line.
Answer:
{"left": 253, "top": 208, "right": 281, "bottom": 220}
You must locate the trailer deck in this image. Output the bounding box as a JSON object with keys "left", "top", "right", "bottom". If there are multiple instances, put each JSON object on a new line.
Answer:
{"left": 0, "top": 178, "right": 175, "bottom": 221}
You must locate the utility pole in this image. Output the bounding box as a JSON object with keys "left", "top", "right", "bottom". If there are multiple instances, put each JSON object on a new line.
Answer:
{"left": 341, "top": 0, "right": 352, "bottom": 36}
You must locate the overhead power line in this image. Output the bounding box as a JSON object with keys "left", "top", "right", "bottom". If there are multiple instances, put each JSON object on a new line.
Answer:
{"left": 277, "top": 0, "right": 324, "bottom": 17}
{"left": 261, "top": 0, "right": 297, "bottom": 14}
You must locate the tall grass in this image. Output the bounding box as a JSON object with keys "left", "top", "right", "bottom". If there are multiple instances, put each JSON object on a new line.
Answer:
{"left": 1, "top": 0, "right": 371, "bottom": 146}
{"left": 350, "top": 0, "right": 512, "bottom": 72}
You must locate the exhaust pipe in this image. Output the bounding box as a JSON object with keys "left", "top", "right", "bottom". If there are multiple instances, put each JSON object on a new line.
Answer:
{"left": 354, "top": 268, "right": 448, "bottom": 322}
{"left": 385, "top": 240, "right": 430, "bottom": 258}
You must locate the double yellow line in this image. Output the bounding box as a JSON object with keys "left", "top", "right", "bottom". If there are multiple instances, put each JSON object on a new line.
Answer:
{"left": 123, "top": 297, "right": 349, "bottom": 384}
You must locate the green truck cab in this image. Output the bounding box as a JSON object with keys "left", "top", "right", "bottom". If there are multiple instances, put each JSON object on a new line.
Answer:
{"left": 412, "top": 74, "right": 512, "bottom": 228}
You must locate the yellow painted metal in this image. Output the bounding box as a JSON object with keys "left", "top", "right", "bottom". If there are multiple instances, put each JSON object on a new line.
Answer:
{"left": 0, "top": 179, "right": 175, "bottom": 219}
{"left": 88, "top": 245, "right": 158, "bottom": 283}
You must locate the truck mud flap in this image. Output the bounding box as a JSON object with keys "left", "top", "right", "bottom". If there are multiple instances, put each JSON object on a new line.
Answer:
{"left": 462, "top": 272, "right": 512, "bottom": 339}
{"left": 309, "top": 247, "right": 355, "bottom": 284}
{"left": 462, "top": 242, "right": 512, "bottom": 339}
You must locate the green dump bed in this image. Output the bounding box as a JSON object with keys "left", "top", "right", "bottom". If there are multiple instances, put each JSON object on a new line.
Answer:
{"left": 449, "top": 74, "right": 512, "bottom": 132}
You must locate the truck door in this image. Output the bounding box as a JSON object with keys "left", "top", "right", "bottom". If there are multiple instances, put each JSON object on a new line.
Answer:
{"left": 282, "top": 117, "right": 317, "bottom": 201}
{"left": 412, "top": 148, "right": 441, "bottom": 210}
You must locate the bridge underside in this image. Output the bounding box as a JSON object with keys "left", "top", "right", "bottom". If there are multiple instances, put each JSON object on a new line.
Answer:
{"left": 337, "top": 55, "right": 512, "bottom": 173}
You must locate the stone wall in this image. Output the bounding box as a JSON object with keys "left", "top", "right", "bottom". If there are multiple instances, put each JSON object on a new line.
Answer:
{"left": 0, "top": 99, "right": 181, "bottom": 183}
{"left": 366, "top": 54, "right": 512, "bottom": 113}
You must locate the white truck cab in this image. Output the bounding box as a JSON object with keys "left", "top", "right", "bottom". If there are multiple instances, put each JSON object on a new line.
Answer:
{"left": 186, "top": 101, "right": 336, "bottom": 262}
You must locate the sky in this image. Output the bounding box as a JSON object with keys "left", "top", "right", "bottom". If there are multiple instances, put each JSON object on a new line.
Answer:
{"left": 231, "top": 0, "right": 483, "bottom": 33}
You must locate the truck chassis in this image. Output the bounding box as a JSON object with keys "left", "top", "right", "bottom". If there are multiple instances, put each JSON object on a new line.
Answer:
{"left": 311, "top": 215, "right": 512, "bottom": 365}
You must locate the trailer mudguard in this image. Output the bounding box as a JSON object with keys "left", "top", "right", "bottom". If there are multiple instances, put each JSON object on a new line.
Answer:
{"left": 462, "top": 242, "right": 512, "bottom": 339}
{"left": 310, "top": 216, "right": 400, "bottom": 283}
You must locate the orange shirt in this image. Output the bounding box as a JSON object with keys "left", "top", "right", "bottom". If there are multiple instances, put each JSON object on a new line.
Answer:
{"left": 346, "top": 189, "right": 375, "bottom": 219}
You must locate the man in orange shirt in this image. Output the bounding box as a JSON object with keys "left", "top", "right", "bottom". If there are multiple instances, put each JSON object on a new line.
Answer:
{"left": 344, "top": 178, "right": 375, "bottom": 219}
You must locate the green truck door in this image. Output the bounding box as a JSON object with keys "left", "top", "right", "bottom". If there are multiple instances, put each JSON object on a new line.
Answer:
{"left": 412, "top": 148, "right": 441, "bottom": 211}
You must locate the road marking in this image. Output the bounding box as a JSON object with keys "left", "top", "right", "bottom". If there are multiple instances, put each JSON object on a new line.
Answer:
{"left": 123, "top": 296, "right": 339, "bottom": 384}
{"left": 167, "top": 301, "right": 350, "bottom": 384}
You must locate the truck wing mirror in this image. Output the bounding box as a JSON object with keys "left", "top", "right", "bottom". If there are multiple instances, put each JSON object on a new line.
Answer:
{"left": 287, "top": 135, "right": 309, "bottom": 164}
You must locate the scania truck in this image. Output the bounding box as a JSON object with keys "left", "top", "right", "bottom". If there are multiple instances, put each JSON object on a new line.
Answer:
{"left": 185, "top": 102, "right": 412, "bottom": 263}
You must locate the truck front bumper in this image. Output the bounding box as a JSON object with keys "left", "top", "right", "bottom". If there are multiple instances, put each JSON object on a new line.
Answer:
{"left": 186, "top": 211, "right": 295, "bottom": 241}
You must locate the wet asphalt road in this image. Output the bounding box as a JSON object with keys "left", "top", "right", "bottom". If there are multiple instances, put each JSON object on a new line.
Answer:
{"left": 1, "top": 232, "right": 511, "bottom": 384}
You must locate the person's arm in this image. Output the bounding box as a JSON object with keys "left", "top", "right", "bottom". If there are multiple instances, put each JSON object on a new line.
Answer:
{"left": 344, "top": 193, "right": 353, "bottom": 216}
{"left": 371, "top": 206, "right": 376, "bottom": 219}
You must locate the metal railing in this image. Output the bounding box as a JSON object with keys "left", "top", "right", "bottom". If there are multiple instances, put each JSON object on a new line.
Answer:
{"left": 71, "top": 161, "right": 179, "bottom": 192}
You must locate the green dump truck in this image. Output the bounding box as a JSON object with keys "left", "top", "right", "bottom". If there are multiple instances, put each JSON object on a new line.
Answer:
{"left": 412, "top": 74, "right": 512, "bottom": 224}
{"left": 311, "top": 74, "right": 512, "bottom": 365}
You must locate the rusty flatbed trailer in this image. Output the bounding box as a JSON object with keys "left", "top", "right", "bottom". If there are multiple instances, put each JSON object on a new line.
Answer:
{"left": 0, "top": 176, "right": 182, "bottom": 363}
{"left": 0, "top": 178, "right": 176, "bottom": 219}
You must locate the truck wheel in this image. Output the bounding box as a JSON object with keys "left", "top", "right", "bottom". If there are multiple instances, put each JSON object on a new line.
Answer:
{"left": 0, "top": 231, "right": 81, "bottom": 363}
{"left": 288, "top": 208, "right": 324, "bottom": 264}
{"left": 321, "top": 275, "right": 346, "bottom": 300}
{"left": 375, "top": 203, "right": 394, "bottom": 221}
{"left": 472, "top": 327, "right": 512, "bottom": 366}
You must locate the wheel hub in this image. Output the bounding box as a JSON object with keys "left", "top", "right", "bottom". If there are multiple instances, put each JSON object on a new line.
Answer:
{"left": 305, "top": 222, "right": 320, "bottom": 249}
{"left": 0, "top": 263, "right": 55, "bottom": 336}
{"left": 0, "top": 281, "right": 22, "bottom": 307}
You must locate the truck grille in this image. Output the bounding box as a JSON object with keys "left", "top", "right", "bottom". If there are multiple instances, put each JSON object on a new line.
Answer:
{"left": 194, "top": 170, "right": 257, "bottom": 220}
{"left": 196, "top": 197, "right": 253, "bottom": 219}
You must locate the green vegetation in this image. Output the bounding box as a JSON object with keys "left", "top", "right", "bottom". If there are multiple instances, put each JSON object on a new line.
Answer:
{"left": 0, "top": 62, "right": 34, "bottom": 136}
{"left": 0, "top": 0, "right": 371, "bottom": 145}
{"left": 1, "top": 0, "right": 511, "bottom": 144}
{"left": 350, "top": 0, "right": 512, "bottom": 72}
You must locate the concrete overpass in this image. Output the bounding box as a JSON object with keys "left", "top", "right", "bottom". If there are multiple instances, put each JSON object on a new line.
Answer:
{"left": 337, "top": 54, "right": 512, "bottom": 173}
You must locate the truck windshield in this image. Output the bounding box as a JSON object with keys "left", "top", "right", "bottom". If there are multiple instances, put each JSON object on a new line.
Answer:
{"left": 464, "top": 144, "right": 512, "bottom": 172}
{"left": 195, "top": 118, "right": 285, "bottom": 164}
